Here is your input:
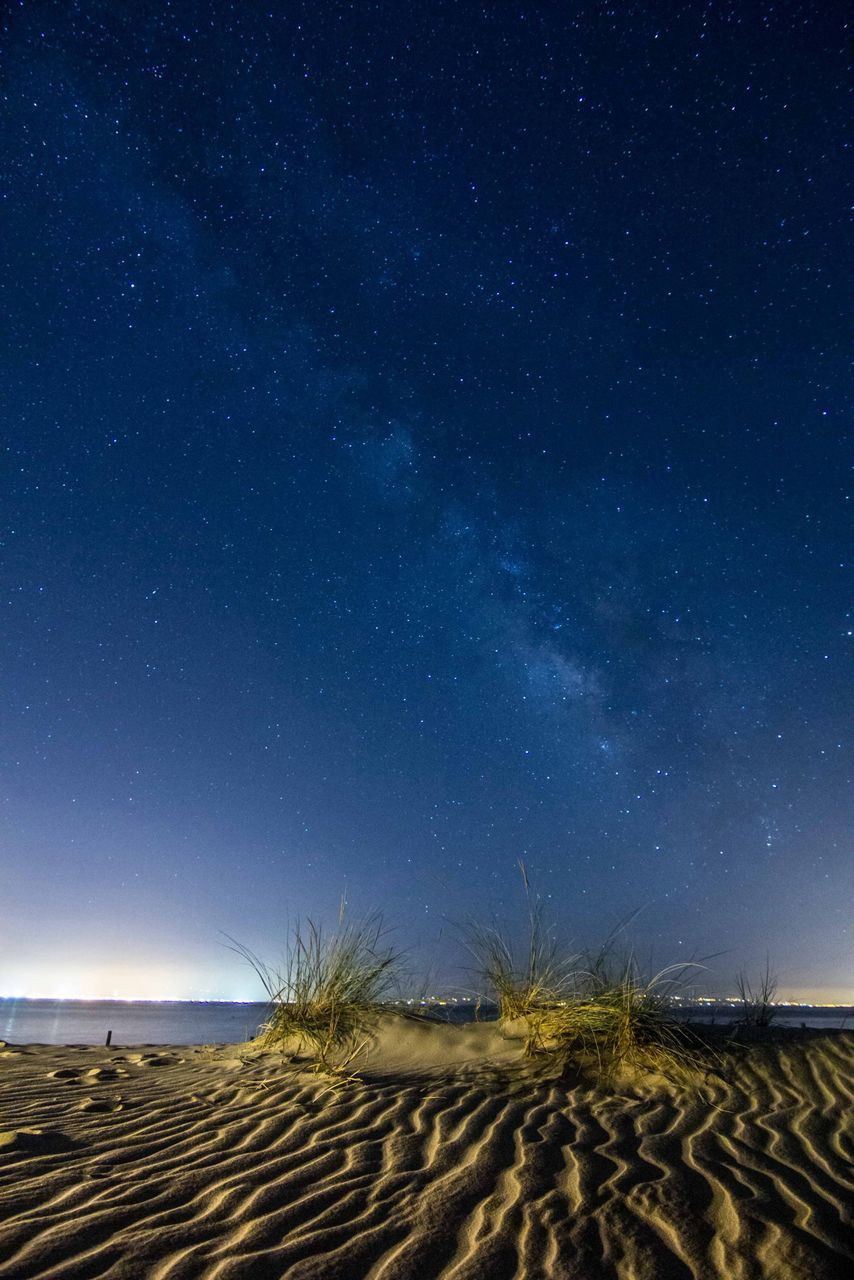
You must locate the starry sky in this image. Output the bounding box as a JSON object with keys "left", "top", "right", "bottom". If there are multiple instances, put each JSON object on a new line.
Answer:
{"left": 2, "top": 1, "right": 851, "bottom": 1002}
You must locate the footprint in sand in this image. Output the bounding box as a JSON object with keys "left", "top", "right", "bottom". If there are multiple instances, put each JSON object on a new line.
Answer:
{"left": 49, "top": 1068, "right": 82, "bottom": 1082}
{"left": 85, "top": 1066, "right": 129, "bottom": 1081}
{"left": 79, "top": 1096, "right": 125, "bottom": 1114}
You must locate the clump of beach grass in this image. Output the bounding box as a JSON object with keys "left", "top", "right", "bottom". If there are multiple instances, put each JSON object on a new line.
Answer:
{"left": 540, "top": 948, "right": 717, "bottom": 1084}
{"left": 462, "top": 862, "right": 581, "bottom": 1055}
{"left": 226, "top": 907, "right": 401, "bottom": 1077}
{"left": 465, "top": 874, "right": 720, "bottom": 1084}
{"left": 734, "top": 959, "right": 778, "bottom": 1032}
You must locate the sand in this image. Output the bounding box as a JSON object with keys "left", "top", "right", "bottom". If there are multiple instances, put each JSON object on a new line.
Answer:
{"left": 0, "top": 1020, "right": 851, "bottom": 1280}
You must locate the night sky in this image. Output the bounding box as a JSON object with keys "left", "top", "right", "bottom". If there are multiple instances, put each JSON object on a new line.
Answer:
{"left": 2, "top": 2, "right": 851, "bottom": 1002}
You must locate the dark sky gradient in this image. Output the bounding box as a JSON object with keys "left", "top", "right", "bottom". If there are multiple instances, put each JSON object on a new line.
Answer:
{"left": 2, "top": 1, "right": 850, "bottom": 1000}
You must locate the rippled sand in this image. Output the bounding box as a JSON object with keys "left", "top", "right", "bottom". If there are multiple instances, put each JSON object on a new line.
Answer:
{"left": 0, "top": 1022, "right": 851, "bottom": 1279}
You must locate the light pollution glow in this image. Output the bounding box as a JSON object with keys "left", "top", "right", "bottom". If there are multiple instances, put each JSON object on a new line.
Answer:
{"left": 0, "top": 965, "right": 261, "bottom": 1005}
{"left": 1, "top": 967, "right": 851, "bottom": 1008}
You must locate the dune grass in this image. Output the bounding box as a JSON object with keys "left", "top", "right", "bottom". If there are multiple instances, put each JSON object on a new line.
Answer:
{"left": 462, "top": 862, "right": 581, "bottom": 1054}
{"left": 224, "top": 876, "right": 746, "bottom": 1089}
{"left": 540, "top": 952, "right": 717, "bottom": 1083}
{"left": 735, "top": 959, "right": 778, "bottom": 1032}
{"left": 464, "top": 869, "right": 716, "bottom": 1082}
{"left": 226, "top": 909, "right": 401, "bottom": 1076}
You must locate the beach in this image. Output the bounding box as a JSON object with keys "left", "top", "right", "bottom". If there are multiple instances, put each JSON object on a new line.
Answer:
{"left": 0, "top": 1020, "right": 851, "bottom": 1279}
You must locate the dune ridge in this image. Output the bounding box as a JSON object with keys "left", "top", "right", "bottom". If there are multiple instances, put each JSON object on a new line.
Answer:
{"left": 0, "top": 1024, "right": 851, "bottom": 1279}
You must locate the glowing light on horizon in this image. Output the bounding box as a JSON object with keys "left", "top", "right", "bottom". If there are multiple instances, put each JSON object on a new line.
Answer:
{"left": 0, "top": 964, "right": 261, "bottom": 1004}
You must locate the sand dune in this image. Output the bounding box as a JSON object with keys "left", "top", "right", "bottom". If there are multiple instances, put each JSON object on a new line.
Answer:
{"left": 0, "top": 1022, "right": 851, "bottom": 1279}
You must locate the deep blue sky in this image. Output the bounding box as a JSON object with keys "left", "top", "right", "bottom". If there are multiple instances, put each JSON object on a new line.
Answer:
{"left": 2, "top": 1, "right": 850, "bottom": 1000}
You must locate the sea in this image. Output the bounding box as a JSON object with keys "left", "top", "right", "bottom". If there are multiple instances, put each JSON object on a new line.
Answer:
{"left": 0, "top": 998, "right": 850, "bottom": 1047}
{"left": 0, "top": 999, "right": 270, "bottom": 1048}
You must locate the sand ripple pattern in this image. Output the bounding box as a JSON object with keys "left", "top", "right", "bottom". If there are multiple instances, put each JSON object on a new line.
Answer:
{"left": 0, "top": 1033, "right": 852, "bottom": 1279}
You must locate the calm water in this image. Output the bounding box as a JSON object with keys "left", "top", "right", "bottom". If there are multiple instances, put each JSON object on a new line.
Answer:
{"left": 0, "top": 998, "right": 849, "bottom": 1046}
{"left": 0, "top": 999, "right": 270, "bottom": 1047}
{"left": 435, "top": 1004, "right": 852, "bottom": 1030}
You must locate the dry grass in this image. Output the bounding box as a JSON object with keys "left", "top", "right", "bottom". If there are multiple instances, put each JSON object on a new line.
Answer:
{"left": 462, "top": 862, "right": 580, "bottom": 1054}
{"left": 735, "top": 959, "right": 778, "bottom": 1031}
{"left": 226, "top": 910, "right": 401, "bottom": 1076}
{"left": 539, "top": 952, "right": 717, "bottom": 1083}
{"left": 464, "top": 876, "right": 718, "bottom": 1083}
